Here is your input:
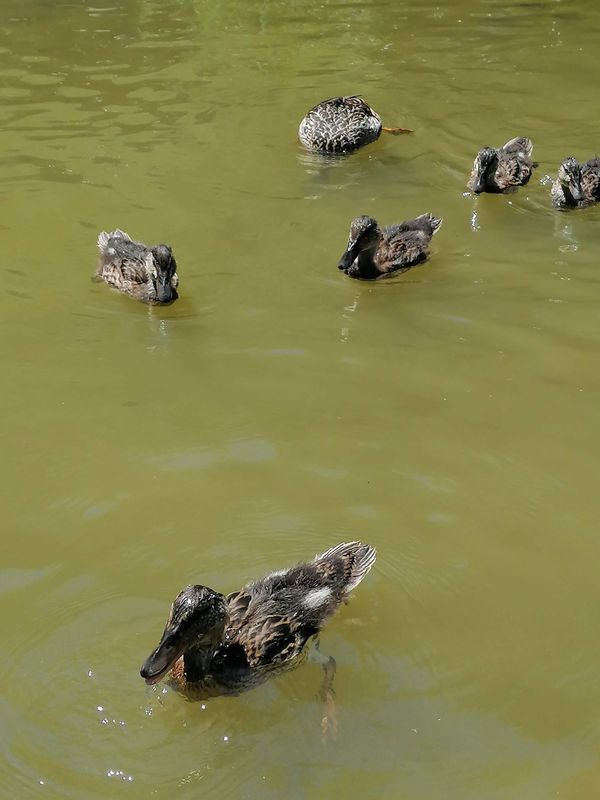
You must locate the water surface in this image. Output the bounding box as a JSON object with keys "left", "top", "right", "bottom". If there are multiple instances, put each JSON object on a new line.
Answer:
{"left": 2, "top": 0, "right": 600, "bottom": 798}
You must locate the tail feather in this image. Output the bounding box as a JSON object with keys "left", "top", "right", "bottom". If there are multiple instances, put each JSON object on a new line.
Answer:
{"left": 316, "top": 541, "right": 377, "bottom": 593}
{"left": 97, "top": 231, "right": 110, "bottom": 252}
{"left": 97, "top": 229, "right": 131, "bottom": 252}
{"left": 502, "top": 136, "right": 533, "bottom": 158}
{"left": 414, "top": 213, "right": 443, "bottom": 236}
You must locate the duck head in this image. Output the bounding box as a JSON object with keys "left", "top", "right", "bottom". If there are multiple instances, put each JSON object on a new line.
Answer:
{"left": 556, "top": 157, "right": 583, "bottom": 204}
{"left": 337, "top": 216, "right": 380, "bottom": 273}
{"left": 469, "top": 147, "right": 498, "bottom": 193}
{"left": 140, "top": 585, "right": 227, "bottom": 685}
{"left": 151, "top": 244, "right": 178, "bottom": 303}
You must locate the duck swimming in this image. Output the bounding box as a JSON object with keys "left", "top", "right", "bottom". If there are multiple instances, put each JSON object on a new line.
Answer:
{"left": 467, "top": 137, "right": 537, "bottom": 193}
{"left": 140, "top": 542, "right": 376, "bottom": 734}
{"left": 337, "top": 213, "right": 442, "bottom": 280}
{"left": 96, "top": 229, "right": 179, "bottom": 304}
{"left": 298, "top": 96, "right": 412, "bottom": 154}
{"left": 551, "top": 156, "right": 600, "bottom": 208}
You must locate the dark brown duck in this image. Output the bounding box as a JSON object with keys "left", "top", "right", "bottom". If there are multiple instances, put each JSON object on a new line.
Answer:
{"left": 96, "top": 229, "right": 179, "bottom": 304}
{"left": 298, "top": 96, "right": 411, "bottom": 154}
{"left": 551, "top": 156, "right": 600, "bottom": 208}
{"left": 140, "top": 542, "right": 376, "bottom": 733}
{"left": 467, "top": 137, "right": 537, "bottom": 193}
{"left": 337, "top": 213, "right": 442, "bottom": 280}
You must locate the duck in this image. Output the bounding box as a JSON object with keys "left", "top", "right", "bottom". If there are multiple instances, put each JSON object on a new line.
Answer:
{"left": 467, "top": 137, "right": 537, "bottom": 193}
{"left": 337, "top": 213, "right": 442, "bottom": 280}
{"left": 96, "top": 229, "right": 179, "bottom": 304}
{"left": 140, "top": 542, "right": 376, "bottom": 733}
{"left": 298, "top": 96, "right": 412, "bottom": 154}
{"left": 551, "top": 156, "right": 600, "bottom": 208}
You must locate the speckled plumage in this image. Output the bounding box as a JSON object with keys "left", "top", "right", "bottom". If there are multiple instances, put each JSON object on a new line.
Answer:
{"left": 298, "top": 96, "right": 410, "bottom": 154}
{"left": 551, "top": 156, "right": 600, "bottom": 208}
{"left": 96, "top": 229, "right": 179, "bottom": 304}
{"left": 467, "top": 137, "right": 536, "bottom": 193}
{"left": 140, "top": 542, "right": 376, "bottom": 699}
{"left": 337, "top": 213, "right": 442, "bottom": 280}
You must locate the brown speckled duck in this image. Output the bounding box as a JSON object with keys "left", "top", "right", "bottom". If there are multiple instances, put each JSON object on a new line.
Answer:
{"left": 551, "top": 156, "right": 600, "bottom": 208}
{"left": 96, "top": 229, "right": 179, "bottom": 304}
{"left": 140, "top": 542, "right": 376, "bottom": 735}
{"left": 337, "top": 213, "right": 442, "bottom": 280}
{"left": 467, "top": 137, "right": 537, "bottom": 193}
{"left": 298, "top": 96, "right": 412, "bottom": 154}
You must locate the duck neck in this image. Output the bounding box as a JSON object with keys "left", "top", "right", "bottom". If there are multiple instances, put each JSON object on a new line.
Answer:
{"left": 562, "top": 184, "right": 580, "bottom": 207}
{"left": 552, "top": 179, "right": 577, "bottom": 208}
{"left": 355, "top": 237, "right": 382, "bottom": 279}
{"left": 483, "top": 156, "right": 500, "bottom": 190}
{"left": 183, "top": 645, "right": 215, "bottom": 682}
{"left": 182, "top": 615, "right": 228, "bottom": 683}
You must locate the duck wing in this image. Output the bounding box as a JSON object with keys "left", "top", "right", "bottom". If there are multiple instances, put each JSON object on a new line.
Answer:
{"left": 375, "top": 223, "right": 436, "bottom": 273}
{"left": 581, "top": 158, "right": 600, "bottom": 201}
{"left": 495, "top": 154, "right": 534, "bottom": 189}
{"left": 495, "top": 138, "right": 535, "bottom": 189}
{"left": 224, "top": 542, "right": 376, "bottom": 668}
{"left": 501, "top": 137, "right": 533, "bottom": 159}
{"left": 98, "top": 230, "right": 150, "bottom": 262}
{"left": 224, "top": 588, "right": 252, "bottom": 632}
{"left": 96, "top": 230, "right": 154, "bottom": 284}
{"left": 387, "top": 213, "right": 442, "bottom": 238}
{"left": 224, "top": 586, "right": 310, "bottom": 667}
{"left": 231, "top": 610, "right": 307, "bottom": 668}
{"left": 97, "top": 229, "right": 132, "bottom": 252}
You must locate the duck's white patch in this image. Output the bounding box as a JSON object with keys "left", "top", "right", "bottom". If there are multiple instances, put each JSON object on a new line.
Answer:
{"left": 266, "top": 569, "right": 289, "bottom": 579}
{"left": 303, "top": 587, "right": 332, "bottom": 609}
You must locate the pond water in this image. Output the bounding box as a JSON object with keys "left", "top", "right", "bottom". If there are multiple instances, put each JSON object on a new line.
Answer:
{"left": 2, "top": 0, "right": 600, "bottom": 797}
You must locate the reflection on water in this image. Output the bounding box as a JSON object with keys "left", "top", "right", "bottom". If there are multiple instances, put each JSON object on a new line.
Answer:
{"left": 3, "top": 0, "right": 600, "bottom": 798}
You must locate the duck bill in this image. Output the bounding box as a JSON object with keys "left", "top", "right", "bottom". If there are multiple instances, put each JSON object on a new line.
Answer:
{"left": 156, "top": 275, "right": 175, "bottom": 303}
{"left": 140, "top": 630, "right": 181, "bottom": 685}
{"left": 338, "top": 241, "right": 360, "bottom": 271}
{"left": 156, "top": 275, "right": 176, "bottom": 304}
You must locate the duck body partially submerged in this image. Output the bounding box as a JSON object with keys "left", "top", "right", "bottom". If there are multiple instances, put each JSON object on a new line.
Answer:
{"left": 140, "top": 541, "right": 376, "bottom": 698}
{"left": 551, "top": 156, "right": 600, "bottom": 208}
{"left": 298, "top": 96, "right": 411, "bottom": 154}
{"left": 96, "top": 229, "right": 179, "bottom": 304}
{"left": 468, "top": 137, "right": 536, "bottom": 193}
{"left": 337, "top": 213, "right": 442, "bottom": 280}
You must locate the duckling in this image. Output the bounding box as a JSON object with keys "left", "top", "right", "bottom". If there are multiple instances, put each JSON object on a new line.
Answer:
{"left": 96, "top": 229, "right": 179, "bottom": 304}
{"left": 551, "top": 156, "right": 600, "bottom": 208}
{"left": 140, "top": 542, "right": 376, "bottom": 736}
{"left": 298, "top": 96, "right": 412, "bottom": 154}
{"left": 337, "top": 213, "right": 442, "bottom": 280}
{"left": 468, "top": 137, "right": 537, "bottom": 193}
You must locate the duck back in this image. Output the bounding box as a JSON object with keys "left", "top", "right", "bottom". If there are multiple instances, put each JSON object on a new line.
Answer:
{"left": 299, "top": 96, "right": 382, "bottom": 154}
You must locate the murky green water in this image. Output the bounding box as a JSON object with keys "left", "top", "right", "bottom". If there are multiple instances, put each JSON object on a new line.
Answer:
{"left": 2, "top": 0, "right": 600, "bottom": 797}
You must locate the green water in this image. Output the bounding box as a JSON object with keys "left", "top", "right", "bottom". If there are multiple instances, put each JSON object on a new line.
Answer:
{"left": 3, "top": 0, "right": 600, "bottom": 797}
